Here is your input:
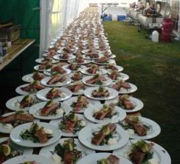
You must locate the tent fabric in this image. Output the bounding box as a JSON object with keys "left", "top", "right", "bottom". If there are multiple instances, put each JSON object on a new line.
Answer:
{"left": 0, "top": 0, "right": 40, "bottom": 112}
{"left": 0, "top": 0, "right": 40, "bottom": 44}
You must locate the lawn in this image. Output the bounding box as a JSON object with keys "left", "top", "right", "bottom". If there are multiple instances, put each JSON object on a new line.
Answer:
{"left": 104, "top": 21, "right": 180, "bottom": 163}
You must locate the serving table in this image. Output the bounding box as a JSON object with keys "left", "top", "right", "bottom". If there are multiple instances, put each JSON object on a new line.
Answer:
{"left": 0, "top": 39, "right": 35, "bottom": 71}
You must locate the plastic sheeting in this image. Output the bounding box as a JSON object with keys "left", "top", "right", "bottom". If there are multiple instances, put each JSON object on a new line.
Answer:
{"left": 40, "top": 0, "right": 83, "bottom": 55}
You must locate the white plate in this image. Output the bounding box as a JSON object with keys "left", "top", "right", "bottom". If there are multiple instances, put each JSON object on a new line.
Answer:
{"left": 0, "top": 137, "right": 33, "bottom": 158}
{"left": 63, "top": 96, "right": 101, "bottom": 114}
{"left": 106, "top": 65, "right": 124, "bottom": 72}
{"left": 53, "top": 54, "right": 76, "bottom": 61}
{"left": 84, "top": 87, "right": 119, "bottom": 101}
{"left": 36, "top": 87, "right": 72, "bottom": 102}
{"left": 62, "top": 64, "right": 81, "bottom": 72}
{"left": 78, "top": 124, "right": 129, "bottom": 151}
{"left": 93, "top": 59, "right": 116, "bottom": 65}
{"left": 41, "top": 76, "right": 71, "bottom": 87}
{"left": 15, "top": 84, "right": 43, "bottom": 95}
{"left": 114, "top": 139, "right": 171, "bottom": 164}
{"left": 10, "top": 122, "right": 61, "bottom": 148}
{"left": 22, "top": 73, "right": 46, "bottom": 83}
{"left": 29, "top": 102, "right": 70, "bottom": 120}
{"left": 106, "top": 97, "right": 144, "bottom": 113}
{"left": 82, "top": 76, "right": 112, "bottom": 87}
{"left": 108, "top": 54, "right": 116, "bottom": 59}
{"left": 40, "top": 138, "right": 95, "bottom": 163}
{"left": 50, "top": 114, "right": 91, "bottom": 137}
{"left": 82, "top": 53, "right": 104, "bottom": 60}
{"left": 108, "top": 72, "right": 129, "bottom": 81}
{"left": 42, "top": 52, "right": 58, "bottom": 58}
{"left": 112, "top": 83, "right": 138, "bottom": 94}
{"left": 34, "top": 65, "right": 51, "bottom": 72}
{"left": 22, "top": 73, "right": 35, "bottom": 83}
{"left": 0, "top": 112, "right": 39, "bottom": 134}
{"left": 35, "top": 58, "right": 59, "bottom": 64}
{"left": 70, "top": 59, "right": 91, "bottom": 65}
{"left": 77, "top": 153, "right": 132, "bottom": 164}
{"left": 120, "top": 117, "right": 161, "bottom": 139}
{"left": 3, "top": 155, "right": 55, "bottom": 164}
{"left": 44, "top": 68, "right": 71, "bottom": 76}
{"left": 80, "top": 66, "right": 107, "bottom": 75}
{"left": 6, "top": 94, "right": 38, "bottom": 111}
{"left": 84, "top": 104, "right": 127, "bottom": 124}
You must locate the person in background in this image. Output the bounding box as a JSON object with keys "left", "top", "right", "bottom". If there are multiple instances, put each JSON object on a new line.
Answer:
{"left": 137, "top": 2, "right": 144, "bottom": 11}
{"left": 144, "top": 3, "right": 156, "bottom": 16}
{"left": 130, "top": 2, "right": 136, "bottom": 9}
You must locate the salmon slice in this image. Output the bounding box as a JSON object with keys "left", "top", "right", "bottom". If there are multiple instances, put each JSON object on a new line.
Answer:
{"left": 21, "top": 83, "right": 45, "bottom": 92}
{"left": 125, "top": 118, "right": 147, "bottom": 136}
{"left": 73, "top": 96, "right": 88, "bottom": 111}
{"left": 35, "top": 128, "right": 48, "bottom": 143}
{"left": 51, "top": 65, "right": 67, "bottom": 74}
{"left": 92, "top": 90, "right": 109, "bottom": 97}
{"left": 63, "top": 120, "right": 76, "bottom": 133}
{"left": 33, "top": 72, "right": 44, "bottom": 81}
{"left": 20, "top": 96, "right": 34, "bottom": 109}
{"left": 92, "top": 124, "right": 116, "bottom": 145}
{"left": 46, "top": 89, "right": 62, "bottom": 99}
{"left": 86, "top": 76, "right": 106, "bottom": 84}
{"left": 0, "top": 113, "right": 34, "bottom": 124}
{"left": 119, "top": 95, "right": 134, "bottom": 109}
{"left": 40, "top": 102, "right": 59, "bottom": 116}
{"left": 69, "top": 84, "right": 84, "bottom": 92}
{"left": 96, "top": 56, "right": 108, "bottom": 63}
{"left": 107, "top": 155, "right": 120, "bottom": 164}
{"left": 94, "top": 104, "right": 114, "bottom": 120}
{"left": 47, "top": 75, "right": 66, "bottom": 85}
{"left": 64, "top": 151, "right": 74, "bottom": 164}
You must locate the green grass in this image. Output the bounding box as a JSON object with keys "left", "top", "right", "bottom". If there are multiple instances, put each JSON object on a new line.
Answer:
{"left": 104, "top": 22, "right": 180, "bottom": 163}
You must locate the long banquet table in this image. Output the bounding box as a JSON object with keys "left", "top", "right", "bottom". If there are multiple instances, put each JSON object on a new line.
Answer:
{"left": 0, "top": 7, "right": 171, "bottom": 164}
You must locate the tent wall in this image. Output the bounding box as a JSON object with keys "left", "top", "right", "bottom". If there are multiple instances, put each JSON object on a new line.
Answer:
{"left": 39, "top": 0, "right": 83, "bottom": 55}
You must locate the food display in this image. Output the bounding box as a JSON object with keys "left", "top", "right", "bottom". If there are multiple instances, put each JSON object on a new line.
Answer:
{"left": 86, "top": 74, "right": 106, "bottom": 85}
{"left": 0, "top": 139, "right": 22, "bottom": 163}
{"left": 120, "top": 116, "right": 149, "bottom": 136}
{"left": 51, "top": 64, "right": 67, "bottom": 74}
{"left": 117, "top": 95, "right": 135, "bottom": 110}
{"left": 93, "top": 104, "right": 117, "bottom": 120}
{"left": 0, "top": 111, "right": 34, "bottom": 129}
{"left": 59, "top": 113, "right": 86, "bottom": 134}
{"left": 46, "top": 87, "right": 63, "bottom": 99}
{"left": 68, "top": 63, "right": 80, "bottom": 71}
{"left": 32, "top": 71, "right": 44, "bottom": 81}
{"left": 127, "top": 140, "right": 155, "bottom": 164}
{"left": 19, "top": 95, "right": 34, "bottom": 109}
{"left": 91, "top": 123, "right": 117, "bottom": 146}
{"left": 71, "top": 71, "right": 83, "bottom": 81}
{"left": 87, "top": 64, "right": 99, "bottom": 74}
{"left": 0, "top": 6, "right": 170, "bottom": 164}
{"left": 47, "top": 74, "right": 66, "bottom": 85}
{"left": 92, "top": 86, "right": 110, "bottom": 98}
{"left": 39, "top": 101, "right": 60, "bottom": 116}
{"left": 51, "top": 139, "right": 82, "bottom": 164}
{"left": 20, "top": 81, "right": 45, "bottom": 93}
{"left": 71, "top": 96, "right": 89, "bottom": 112}
{"left": 68, "top": 82, "right": 84, "bottom": 93}
{"left": 97, "top": 154, "right": 120, "bottom": 164}
{"left": 112, "top": 80, "right": 131, "bottom": 91}
{"left": 20, "top": 123, "right": 53, "bottom": 143}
